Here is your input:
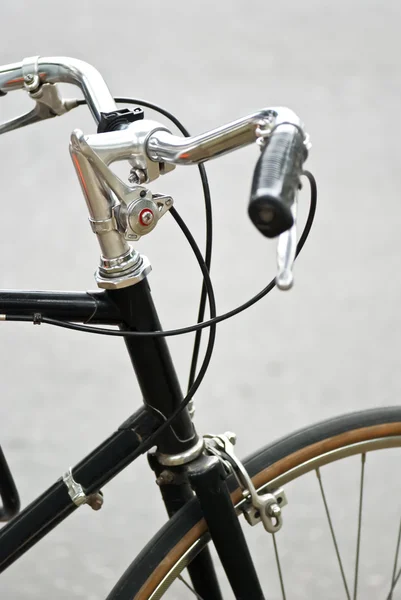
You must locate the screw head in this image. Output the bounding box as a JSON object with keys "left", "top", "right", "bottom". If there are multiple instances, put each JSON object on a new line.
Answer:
{"left": 139, "top": 209, "right": 154, "bottom": 226}
{"left": 24, "top": 74, "right": 34, "bottom": 83}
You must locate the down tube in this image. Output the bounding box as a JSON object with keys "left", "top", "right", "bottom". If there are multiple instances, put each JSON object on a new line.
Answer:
{"left": 0, "top": 408, "right": 159, "bottom": 572}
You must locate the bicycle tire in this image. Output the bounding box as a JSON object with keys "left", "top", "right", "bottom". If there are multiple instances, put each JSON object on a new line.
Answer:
{"left": 107, "top": 406, "right": 401, "bottom": 599}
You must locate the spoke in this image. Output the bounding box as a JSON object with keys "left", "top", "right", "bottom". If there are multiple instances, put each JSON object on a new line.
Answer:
{"left": 272, "top": 533, "right": 287, "bottom": 600}
{"left": 316, "top": 467, "right": 351, "bottom": 600}
{"left": 387, "top": 518, "right": 401, "bottom": 600}
{"left": 386, "top": 567, "right": 401, "bottom": 600}
{"left": 353, "top": 453, "right": 366, "bottom": 600}
{"left": 178, "top": 574, "right": 205, "bottom": 599}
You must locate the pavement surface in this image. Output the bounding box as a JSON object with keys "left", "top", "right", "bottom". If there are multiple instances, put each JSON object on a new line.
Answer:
{"left": 1, "top": 1, "right": 401, "bottom": 598}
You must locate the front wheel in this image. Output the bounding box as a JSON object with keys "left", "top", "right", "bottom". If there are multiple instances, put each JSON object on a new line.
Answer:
{"left": 107, "top": 407, "right": 401, "bottom": 600}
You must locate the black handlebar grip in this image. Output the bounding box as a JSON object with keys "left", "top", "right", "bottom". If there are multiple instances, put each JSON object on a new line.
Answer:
{"left": 248, "top": 125, "right": 307, "bottom": 238}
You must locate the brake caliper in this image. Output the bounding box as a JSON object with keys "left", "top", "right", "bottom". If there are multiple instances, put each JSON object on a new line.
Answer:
{"left": 204, "top": 432, "right": 287, "bottom": 533}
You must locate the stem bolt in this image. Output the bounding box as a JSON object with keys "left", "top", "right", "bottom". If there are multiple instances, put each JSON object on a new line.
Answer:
{"left": 139, "top": 209, "right": 154, "bottom": 226}
{"left": 129, "top": 168, "right": 147, "bottom": 184}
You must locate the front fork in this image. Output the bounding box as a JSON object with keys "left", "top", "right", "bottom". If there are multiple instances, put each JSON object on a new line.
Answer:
{"left": 188, "top": 455, "right": 265, "bottom": 600}
{"left": 148, "top": 452, "right": 224, "bottom": 600}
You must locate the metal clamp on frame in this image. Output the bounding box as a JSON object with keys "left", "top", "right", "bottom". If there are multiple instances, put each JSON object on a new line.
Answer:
{"left": 62, "top": 468, "right": 103, "bottom": 511}
{"left": 22, "top": 56, "right": 40, "bottom": 91}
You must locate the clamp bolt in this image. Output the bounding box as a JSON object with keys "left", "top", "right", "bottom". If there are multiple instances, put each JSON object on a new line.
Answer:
{"left": 139, "top": 209, "right": 154, "bottom": 226}
{"left": 129, "top": 168, "right": 147, "bottom": 184}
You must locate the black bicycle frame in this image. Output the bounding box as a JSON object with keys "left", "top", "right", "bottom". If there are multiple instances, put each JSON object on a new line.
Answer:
{"left": 0, "top": 280, "right": 264, "bottom": 599}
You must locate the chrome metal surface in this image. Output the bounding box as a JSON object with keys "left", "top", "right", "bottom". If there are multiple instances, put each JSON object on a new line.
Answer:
{"left": 147, "top": 107, "right": 305, "bottom": 166}
{"left": 62, "top": 468, "right": 87, "bottom": 507}
{"left": 255, "top": 116, "right": 275, "bottom": 147}
{"left": 62, "top": 468, "right": 104, "bottom": 510}
{"left": 89, "top": 215, "right": 118, "bottom": 235}
{"left": 156, "top": 437, "right": 205, "bottom": 466}
{"left": 242, "top": 487, "right": 287, "bottom": 527}
{"left": 70, "top": 128, "right": 132, "bottom": 263}
{"left": 95, "top": 252, "right": 151, "bottom": 290}
{"left": 22, "top": 56, "right": 40, "bottom": 92}
{"left": 276, "top": 198, "right": 298, "bottom": 290}
{"left": 0, "top": 56, "right": 116, "bottom": 123}
{"left": 30, "top": 83, "right": 70, "bottom": 116}
{"left": 84, "top": 119, "right": 171, "bottom": 182}
{"left": 0, "top": 82, "right": 74, "bottom": 135}
{"left": 139, "top": 209, "right": 154, "bottom": 225}
{"left": 125, "top": 193, "right": 173, "bottom": 240}
{"left": 70, "top": 129, "right": 173, "bottom": 252}
{"left": 98, "top": 246, "right": 142, "bottom": 276}
{"left": 204, "top": 433, "right": 284, "bottom": 534}
{"left": 129, "top": 167, "right": 148, "bottom": 184}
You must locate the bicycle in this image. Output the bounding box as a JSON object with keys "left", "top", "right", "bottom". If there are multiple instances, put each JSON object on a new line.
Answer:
{"left": 0, "top": 56, "right": 400, "bottom": 600}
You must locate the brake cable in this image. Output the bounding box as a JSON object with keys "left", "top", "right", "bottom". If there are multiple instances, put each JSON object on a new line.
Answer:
{"left": 7, "top": 171, "right": 317, "bottom": 336}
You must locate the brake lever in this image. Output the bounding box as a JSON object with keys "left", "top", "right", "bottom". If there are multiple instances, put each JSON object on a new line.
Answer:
{"left": 0, "top": 82, "right": 77, "bottom": 135}
{"left": 276, "top": 195, "right": 298, "bottom": 290}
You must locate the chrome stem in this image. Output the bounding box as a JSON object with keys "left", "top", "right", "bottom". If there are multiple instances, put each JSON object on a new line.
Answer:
{"left": 147, "top": 107, "right": 303, "bottom": 165}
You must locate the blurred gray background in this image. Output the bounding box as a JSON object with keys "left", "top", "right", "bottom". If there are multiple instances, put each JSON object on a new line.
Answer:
{"left": 1, "top": 1, "right": 401, "bottom": 598}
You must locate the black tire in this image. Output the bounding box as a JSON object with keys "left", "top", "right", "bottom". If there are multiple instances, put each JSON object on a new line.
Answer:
{"left": 107, "top": 407, "right": 401, "bottom": 600}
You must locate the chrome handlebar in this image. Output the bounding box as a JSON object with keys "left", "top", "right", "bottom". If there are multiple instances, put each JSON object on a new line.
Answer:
{"left": 0, "top": 56, "right": 116, "bottom": 125}
{"left": 0, "top": 56, "right": 309, "bottom": 291}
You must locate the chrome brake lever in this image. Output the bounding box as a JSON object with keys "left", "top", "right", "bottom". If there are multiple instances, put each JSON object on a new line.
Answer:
{"left": 276, "top": 195, "right": 298, "bottom": 291}
{"left": 0, "top": 82, "right": 77, "bottom": 136}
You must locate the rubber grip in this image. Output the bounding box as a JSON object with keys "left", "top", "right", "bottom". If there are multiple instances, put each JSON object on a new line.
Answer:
{"left": 248, "top": 125, "right": 307, "bottom": 238}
